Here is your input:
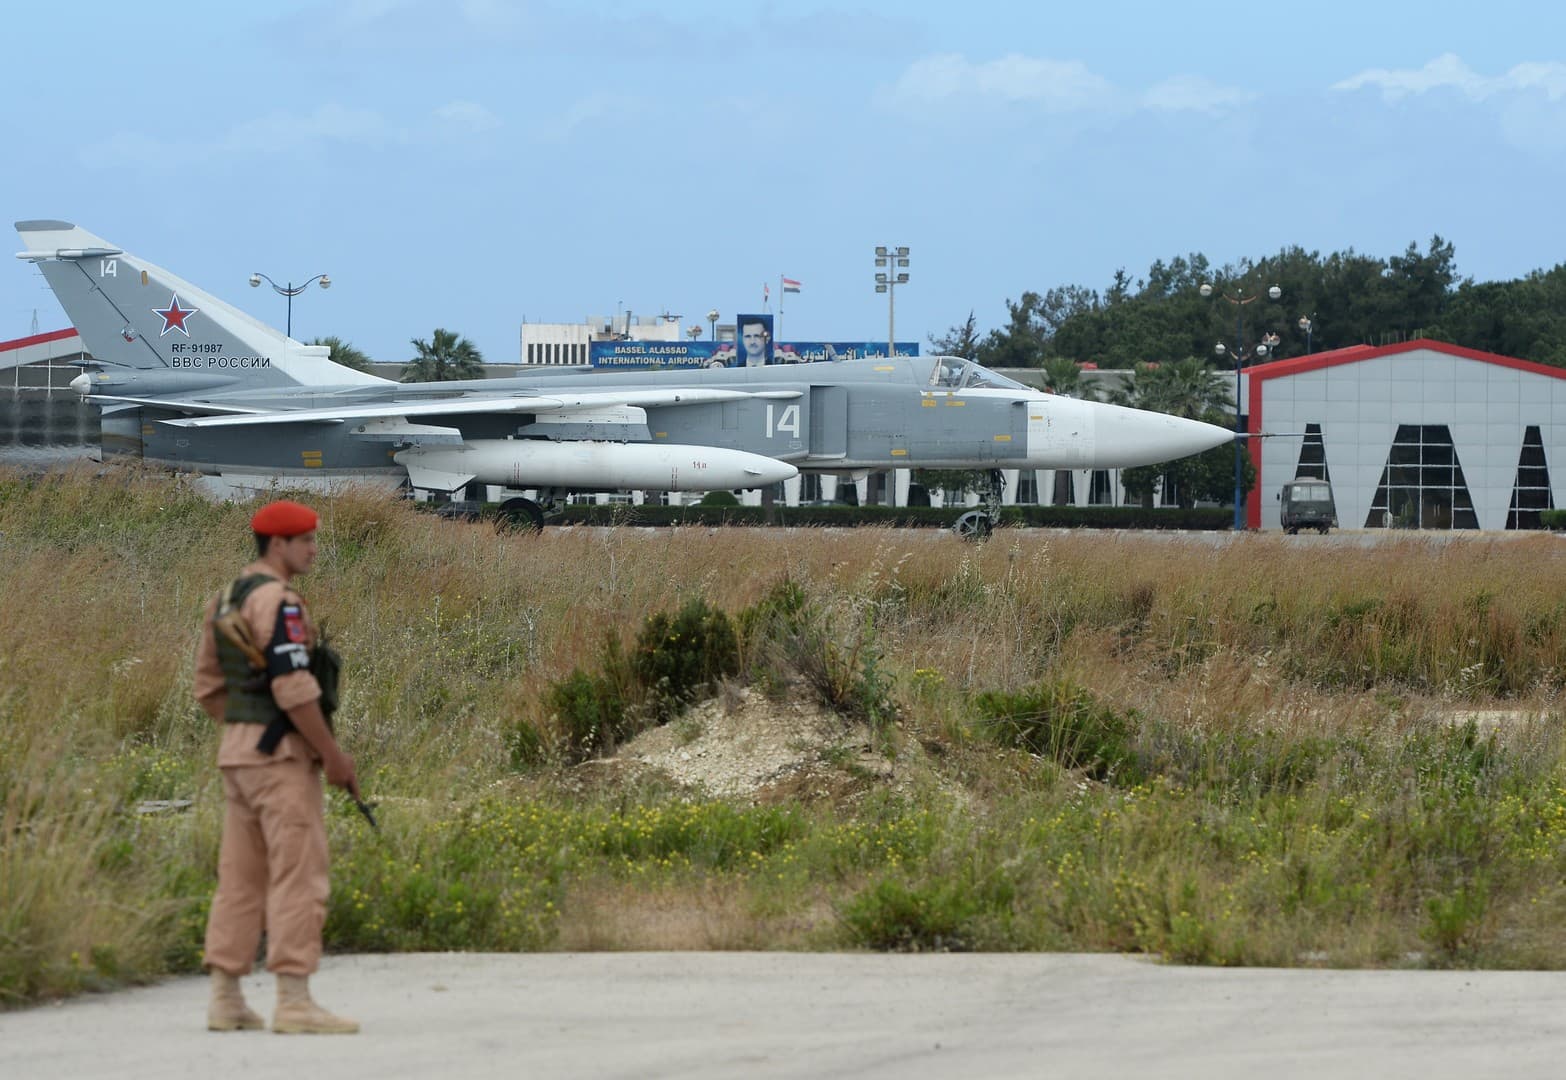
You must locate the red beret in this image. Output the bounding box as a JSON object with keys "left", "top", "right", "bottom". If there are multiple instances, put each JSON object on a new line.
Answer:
{"left": 251, "top": 499, "right": 319, "bottom": 537}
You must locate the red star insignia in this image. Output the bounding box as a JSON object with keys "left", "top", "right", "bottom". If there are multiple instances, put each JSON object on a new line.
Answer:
{"left": 152, "top": 293, "right": 198, "bottom": 337}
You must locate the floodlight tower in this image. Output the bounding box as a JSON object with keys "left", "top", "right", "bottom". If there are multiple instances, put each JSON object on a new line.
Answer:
{"left": 873, "top": 246, "right": 910, "bottom": 358}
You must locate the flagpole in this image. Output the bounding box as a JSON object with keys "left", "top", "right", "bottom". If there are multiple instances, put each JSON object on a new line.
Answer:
{"left": 777, "top": 274, "right": 784, "bottom": 345}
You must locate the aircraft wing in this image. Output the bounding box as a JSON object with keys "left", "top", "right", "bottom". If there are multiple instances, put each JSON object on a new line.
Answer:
{"left": 83, "top": 395, "right": 276, "bottom": 416}
{"left": 158, "top": 387, "right": 803, "bottom": 429}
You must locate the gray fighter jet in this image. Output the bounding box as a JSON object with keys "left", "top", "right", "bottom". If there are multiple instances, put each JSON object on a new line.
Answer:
{"left": 16, "top": 220, "right": 1232, "bottom": 531}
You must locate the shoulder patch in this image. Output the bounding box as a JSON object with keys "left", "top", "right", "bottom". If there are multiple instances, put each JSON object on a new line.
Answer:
{"left": 282, "top": 603, "right": 307, "bottom": 643}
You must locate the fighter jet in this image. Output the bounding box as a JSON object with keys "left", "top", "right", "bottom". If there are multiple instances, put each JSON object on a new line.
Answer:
{"left": 15, "top": 220, "right": 1233, "bottom": 531}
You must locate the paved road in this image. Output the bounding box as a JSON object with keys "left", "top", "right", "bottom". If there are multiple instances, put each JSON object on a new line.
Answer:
{"left": 4, "top": 953, "right": 1563, "bottom": 1079}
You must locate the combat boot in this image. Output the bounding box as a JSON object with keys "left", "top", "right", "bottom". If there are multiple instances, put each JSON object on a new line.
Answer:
{"left": 272, "top": 973, "right": 360, "bottom": 1034}
{"left": 207, "top": 969, "right": 264, "bottom": 1032}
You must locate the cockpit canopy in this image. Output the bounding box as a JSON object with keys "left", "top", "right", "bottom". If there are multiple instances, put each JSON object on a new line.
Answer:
{"left": 923, "top": 355, "right": 1031, "bottom": 392}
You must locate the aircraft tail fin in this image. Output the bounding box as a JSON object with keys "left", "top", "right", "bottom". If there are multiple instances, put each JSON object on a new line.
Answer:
{"left": 14, "top": 220, "right": 389, "bottom": 388}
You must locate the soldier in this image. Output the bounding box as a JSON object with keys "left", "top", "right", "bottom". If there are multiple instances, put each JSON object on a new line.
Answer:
{"left": 195, "top": 498, "right": 360, "bottom": 1035}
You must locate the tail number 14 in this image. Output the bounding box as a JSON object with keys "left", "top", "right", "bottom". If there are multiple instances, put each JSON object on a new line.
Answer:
{"left": 765, "top": 403, "right": 800, "bottom": 439}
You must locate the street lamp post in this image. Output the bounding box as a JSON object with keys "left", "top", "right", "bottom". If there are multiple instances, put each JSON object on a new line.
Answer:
{"left": 707, "top": 309, "right": 719, "bottom": 342}
{"left": 1201, "top": 280, "right": 1281, "bottom": 530}
{"left": 1298, "top": 314, "right": 1315, "bottom": 353}
{"left": 873, "top": 245, "right": 909, "bottom": 357}
{"left": 249, "top": 272, "right": 330, "bottom": 339}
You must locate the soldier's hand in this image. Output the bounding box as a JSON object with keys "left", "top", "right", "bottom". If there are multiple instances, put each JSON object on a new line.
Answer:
{"left": 325, "top": 749, "right": 360, "bottom": 798}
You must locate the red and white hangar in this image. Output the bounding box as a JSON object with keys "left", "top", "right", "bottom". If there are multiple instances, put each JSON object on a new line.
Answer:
{"left": 1243, "top": 339, "right": 1561, "bottom": 531}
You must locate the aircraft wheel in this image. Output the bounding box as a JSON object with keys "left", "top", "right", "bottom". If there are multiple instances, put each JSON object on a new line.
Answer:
{"left": 953, "top": 510, "right": 994, "bottom": 540}
{"left": 496, "top": 498, "right": 545, "bottom": 534}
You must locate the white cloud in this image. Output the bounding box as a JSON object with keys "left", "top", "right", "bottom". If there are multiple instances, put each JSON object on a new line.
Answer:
{"left": 84, "top": 132, "right": 178, "bottom": 172}
{"left": 457, "top": 0, "right": 526, "bottom": 33}
{"left": 77, "top": 103, "right": 422, "bottom": 170}
{"left": 1142, "top": 75, "right": 1255, "bottom": 113}
{"left": 434, "top": 100, "right": 502, "bottom": 134}
{"left": 1333, "top": 53, "right": 1566, "bottom": 102}
{"left": 881, "top": 53, "right": 1115, "bottom": 111}
{"left": 221, "top": 104, "right": 401, "bottom": 155}
{"left": 537, "top": 93, "right": 645, "bottom": 141}
{"left": 329, "top": 0, "right": 420, "bottom": 32}
{"left": 879, "top": 53, "right": 1259, "bottom": 117}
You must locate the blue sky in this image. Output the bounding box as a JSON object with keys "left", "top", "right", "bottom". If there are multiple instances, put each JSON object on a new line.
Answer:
{"left": 4, "top": 0, "right": 1564, "bottom": 364}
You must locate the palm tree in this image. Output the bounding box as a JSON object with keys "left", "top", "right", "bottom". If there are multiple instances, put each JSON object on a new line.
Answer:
{"left": 1130, "top": 356, "right": 1232, "bottom": 419}
{"left": 309, "top": 336, "right": 375, "bottom": 374}
{"left": 1120, "top": 357, "right": 1241, "bottom": 509}
{"left": 402, "top": 328, "right": 485, "bottom": 382}
{"left": 1040, "top": 355, "right": 1103, "bottom": 402}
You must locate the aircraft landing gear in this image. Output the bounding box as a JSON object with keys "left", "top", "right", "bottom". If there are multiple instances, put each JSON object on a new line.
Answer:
{"left": 496, "top": 497, "right": 545, "bottom": 533}
{"left": 951, "top": 469, "right": 1005, "bottom": 540}
{"left": 952, "top": 509, "right": 994, "bottom": 539}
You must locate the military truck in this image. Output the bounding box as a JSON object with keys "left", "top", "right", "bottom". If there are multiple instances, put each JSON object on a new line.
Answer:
{"left": 1279, "top": 477, "right": 1336, "bottom": 534}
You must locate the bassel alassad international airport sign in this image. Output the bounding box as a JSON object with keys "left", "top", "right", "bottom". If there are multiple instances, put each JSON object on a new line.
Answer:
{"left": 590, "top": 313, "right": 919, "bottom": 368}
{"left": 589, "top": 341, "right": 920, "bottom": 368}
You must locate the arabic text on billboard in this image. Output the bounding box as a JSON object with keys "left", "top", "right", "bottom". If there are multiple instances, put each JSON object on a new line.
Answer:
{"left": 588, "top": 341, "right": 920, "bottom": 369}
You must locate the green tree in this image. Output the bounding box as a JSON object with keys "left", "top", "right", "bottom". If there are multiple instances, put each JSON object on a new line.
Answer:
{"left": 976, "top": 286, "right": 1100, "bottom": 368}
{"left": 402, "top": 328, "right": 485, "bottom": 383}
{"left": 929, "top": 311, "right": 982, "bottom": 359}
{"left": 1040, "top": 355, "right": 1090, "bottom": 398}
{"left": 1118, "top": 358, "right": 1248, "bottom": 509}
{"left": 976, "top": 292, "right": 1049, "bottom": 368}
{"left": 309, "top": 336, "right": 375, "bottom": 373}
{"left": 1432, "top": 264, "right": 1566, "bottom": 367}
{"left": 1125, "top": 356, "right": 1232, "bottom": 417}
{"left": 911, "top": 469, "right": 985, "bottom": 501}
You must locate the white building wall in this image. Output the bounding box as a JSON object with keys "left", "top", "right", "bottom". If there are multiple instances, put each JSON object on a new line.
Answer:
{"left": 520, "top": 317, "right": 684, "bottom": 366}
{"left": 1257, "top": 347, "right": 1566, "bottom": 531}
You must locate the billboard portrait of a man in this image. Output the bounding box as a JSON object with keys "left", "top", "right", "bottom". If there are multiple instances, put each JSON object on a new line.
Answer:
{"left": 736, "top": 313, "right": 773, "bottom": 367}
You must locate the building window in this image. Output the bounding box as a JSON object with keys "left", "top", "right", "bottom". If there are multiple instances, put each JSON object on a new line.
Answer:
{"left": 1050, "top": 470, "right": 1074, "bottom": 506}
{"left": 1365, "top": 424, "right": 1478, "bottom": 529}
{"left": 1506, "top": 425, "right": 1554, "bottom": 530}
{"left": 1015, "top": 469, "right": 1038, "bottom": 505}
{"left": 1293, "top": 423, "right": 1331, "bottom": 482}
{"left": 1089, "top": 469, "right": 1115, "bottom": 505}
{"left": 865, "top": 472, "right": 886, "bottom": 505}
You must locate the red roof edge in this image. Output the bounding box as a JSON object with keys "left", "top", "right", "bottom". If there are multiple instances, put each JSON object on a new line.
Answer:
{"left": 1249, "top": 337, "right": 1566, "bottom": 382}
{"left": 0, "top": 327, "right": 79, "bottom": 353}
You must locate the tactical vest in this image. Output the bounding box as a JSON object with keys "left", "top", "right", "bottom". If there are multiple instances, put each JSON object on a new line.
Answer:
{"left": 214, "top": 573, "right": 289, "bottom": 727}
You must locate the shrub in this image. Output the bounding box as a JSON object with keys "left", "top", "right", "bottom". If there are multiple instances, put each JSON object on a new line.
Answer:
{"left": 544, "top": 668, "right": 628, "bottom": 761}
{"left": 697, "top": 490, "right": 740, "bottom": 507}
{"left": 632, "top": 598, "right": 740, "bottom": 724}
{"left": 740, "top": 579, "right": 896, "bottom": 731}
{"left": 508, "top": 720, "right": 549, "bottom": 769}
{"left": 838, "top": 878, "right": 985, "bottom": 951}
{"left": 972, "top": 680, "right": 1142, "bottom": 784}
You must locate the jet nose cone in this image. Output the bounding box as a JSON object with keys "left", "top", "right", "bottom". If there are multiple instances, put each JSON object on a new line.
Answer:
{"left": 69, "top": 372, "right": 91, "bottom": 396}
{"left": 746, "top": 458, "right": 799, "bottom": 485}
{"left": 1096, "top": 404, "right": 1234, "bottom": 467}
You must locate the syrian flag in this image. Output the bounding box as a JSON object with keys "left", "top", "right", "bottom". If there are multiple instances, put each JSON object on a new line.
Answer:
{"left": 782, "top": 277, "right": 802, "bottom": 294}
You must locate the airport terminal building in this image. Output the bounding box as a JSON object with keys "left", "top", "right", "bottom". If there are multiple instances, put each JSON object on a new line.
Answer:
{"left": 6, "top": 329, "right": 1563, "bottom": 530}
{"left": 1241, "top": 339, "right": 1562, "bottom": 531}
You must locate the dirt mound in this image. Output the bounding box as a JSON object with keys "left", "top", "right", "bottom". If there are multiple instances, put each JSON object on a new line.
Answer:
{"left": 614, "top": 687, "right": 892, "bottom": 798}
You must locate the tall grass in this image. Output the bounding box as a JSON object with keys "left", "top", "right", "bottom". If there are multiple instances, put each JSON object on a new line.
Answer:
{"left": 4, "top": 464, "right": 1566, "bottom": 1005}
